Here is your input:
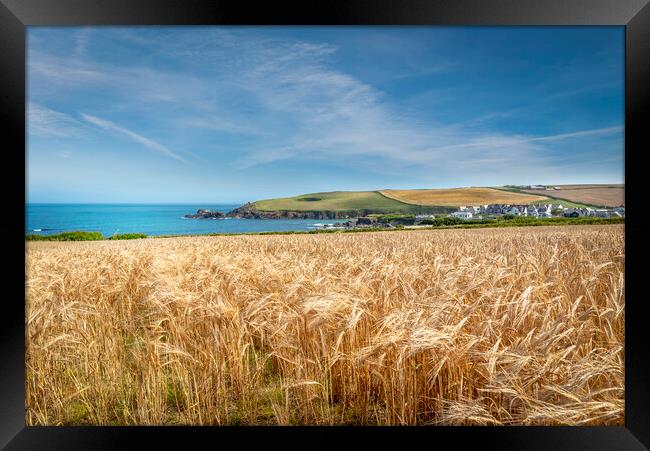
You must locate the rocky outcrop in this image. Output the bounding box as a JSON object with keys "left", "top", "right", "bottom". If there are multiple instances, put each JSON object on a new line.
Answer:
{"left": 225, "top": 203, "right": 354, "bottom": 220}
{"left": 224, "top": 203, "right": 263, "bottom": 218}
{"left": 356, "top": 216, "right": 377, "bottom": 225}
{"left": 338, "top": 218, "right": 395, "bottom": 229}
{"left": 184, "top": 209, "right": 225, "bottom": 219}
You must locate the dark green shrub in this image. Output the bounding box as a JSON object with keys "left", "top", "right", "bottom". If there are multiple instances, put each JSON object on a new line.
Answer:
{"left": 26, "top": 231, "right": 104, "bottom": 241}
{"left": 377, "top": 214, "right": 416, "bottom": 224}
{"left": 108, "top": 233, "right": 147, "bottom": 240}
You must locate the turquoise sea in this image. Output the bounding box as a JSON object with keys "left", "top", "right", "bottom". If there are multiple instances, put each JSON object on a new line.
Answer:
{"left": 26, "top": 204, "right": 348, "bottom": 237}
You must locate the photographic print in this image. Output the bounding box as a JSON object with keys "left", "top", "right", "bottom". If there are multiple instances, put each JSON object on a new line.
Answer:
{"left": 25, "top": 26, "right": 625, "bottom": 426}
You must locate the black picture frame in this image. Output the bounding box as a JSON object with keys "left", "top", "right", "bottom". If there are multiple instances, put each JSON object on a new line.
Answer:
{"left": 2, "top": 0, "right": 648, "bottom": 449}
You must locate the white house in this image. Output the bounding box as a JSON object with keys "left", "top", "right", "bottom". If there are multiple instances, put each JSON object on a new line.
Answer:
{"left": 594, "top": 209, "right": 610, "bottom": 218}
{"left": 451, "top": 211, "right": 473, "bottom": 220}
{"left": 462, "top": 206, "right": 481, "bottom": 214}
{"left": 525, "top": 208, "right": 551, "bottom": 218}
{"left": 564, "top": 209, "right": 577, "bottom": 217}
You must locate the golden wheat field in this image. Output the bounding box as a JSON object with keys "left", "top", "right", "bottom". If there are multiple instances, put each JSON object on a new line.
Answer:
{"left": 380, "top": 187, "right": 549, "bottom": 206}
{"left": 520, "top": 186, "right": 625, "bottom": 208}
{"left": 25, "top": 225, "right": 624, "bottom": 426}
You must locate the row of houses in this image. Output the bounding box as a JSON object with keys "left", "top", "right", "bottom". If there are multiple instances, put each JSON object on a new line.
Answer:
{"left": 456, "top": 203, "right": 562, "bottom": 217}
{"left": 451, "top": 204, "right": 625, "bottom": 219}
{"left": 517, "top": 185, "right": 561, "bottom": 190}
{"left": 563, "top": 207, "right": 625, "bottom": 218}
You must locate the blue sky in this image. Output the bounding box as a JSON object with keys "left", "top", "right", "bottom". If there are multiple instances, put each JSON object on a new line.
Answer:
{"left": 27, "top": 26, "right": 624, "bottom": 204}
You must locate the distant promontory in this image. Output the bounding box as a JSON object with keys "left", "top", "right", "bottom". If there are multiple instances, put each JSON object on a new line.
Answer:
{"left": 184, "top": 209, "right": 225, "bottom": 219}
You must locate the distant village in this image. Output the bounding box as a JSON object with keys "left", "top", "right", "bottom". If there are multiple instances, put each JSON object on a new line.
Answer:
{"left": 322, "top": 187, "right": 625, "bottom": 230}
{"left": 444, "top": 184, "right": 624, "bottom": 220}
{"left": 319, "top": 202, "right": 625, "bottom": 230}
{"left": 447, "top": 203, "right": 625, "bottom": 220}
{"left": 516, "top": 184, "right": 562, "bottom": 190}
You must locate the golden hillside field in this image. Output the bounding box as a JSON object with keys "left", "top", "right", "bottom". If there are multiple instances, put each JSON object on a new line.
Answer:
{"left": 380, "top": 187, "right": 549, "bottom": 206}
{"left": 26, "top": 225, "right": 624, "bottom": 425}
{"left": 520, "top": 185, "right": 625, "bottom": 208}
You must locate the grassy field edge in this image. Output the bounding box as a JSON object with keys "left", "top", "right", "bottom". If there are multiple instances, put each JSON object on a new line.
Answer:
{"left": 25, "top": 218, "right": 624, "bottom": 242}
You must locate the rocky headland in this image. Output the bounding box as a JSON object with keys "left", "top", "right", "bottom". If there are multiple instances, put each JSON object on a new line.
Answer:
{"left": 185, "top": 203, "right": 439, "bottom": 222}
{"left": 184, "top": 206, "right": 423, "bottom": 230}
{"left": 184, "top": 209, "right": 226, "bottom": 219}
{"left": 185, "top": 204, "right": 358, "bottom": 220}
{"left": 224, "top": 203, "right": 354, "bottom": 219}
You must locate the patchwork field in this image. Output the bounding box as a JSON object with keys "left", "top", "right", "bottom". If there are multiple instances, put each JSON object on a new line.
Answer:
{"left": 519, "top": 185, "right": 624, "bottom": 208}
{"left": 380, "top": 187, "right": 549, "bottom": 206}
{"left": 253, "top": 191, "right": 413, "bottom": 212}
{"left": 26, "top": 225, "right": 624, "bottom": 425}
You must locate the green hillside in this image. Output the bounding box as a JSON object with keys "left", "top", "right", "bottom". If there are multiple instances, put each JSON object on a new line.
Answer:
{"left": 253, "top": 191, "right": 449, "bottom": 214}
{"left": 250, "top": 186, "right": 596, "bottom": 215}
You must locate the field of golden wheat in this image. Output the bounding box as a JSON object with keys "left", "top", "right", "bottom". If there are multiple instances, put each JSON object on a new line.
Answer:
{"left": 380, "top": 187, "right": 548, "bottom": 206}
{"left": 25, "top": 225, "right": 624, "bottom": 425}
{"left": 520, "top": 186, "right": 625, "bottom": 208}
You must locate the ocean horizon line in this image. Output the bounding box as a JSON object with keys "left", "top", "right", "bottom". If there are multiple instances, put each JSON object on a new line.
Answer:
{"left": 26, "top": 202, "right": 246, "bottom": 206}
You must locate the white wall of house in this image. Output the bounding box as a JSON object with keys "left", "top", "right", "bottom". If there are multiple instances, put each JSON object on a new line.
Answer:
{"left": 451, "top": 211, "right": 473, "bottom": 219}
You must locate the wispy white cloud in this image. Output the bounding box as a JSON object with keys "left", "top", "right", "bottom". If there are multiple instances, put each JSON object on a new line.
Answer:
{"left": 80, "top": 113, "right": 187, "bottom": 163}
{"left": 29, "top": 53, "right": 111, "bottom": 86}
{"left": 178, "top": 116, "right": 262, "bottom": 136}
{"left": 74, "top": 28, "right": 92, "bottom": 57}
{"left": 28, "top": 28, "right": 623, "bottom": 186}
{"left": 386, "top": 62, "right": 456, "bottom": 81}
{"left": 468, "top": 82, "right": 622, "bottom": 127}
{"left": 219, "top": 45, "right": 561, "bottom": 172}
{"left": 414, "top": 125, "right": 623, "bottom": 154}
{"left": 28, "top": 102, "right": 84, "bottom": 137}
{"left": 528, "top": 126, "right": 622, "bottom": 143}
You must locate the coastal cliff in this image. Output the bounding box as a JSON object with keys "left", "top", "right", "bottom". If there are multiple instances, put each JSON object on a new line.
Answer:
{"left": 184, "top": 209, "right": 225, "bottom": 219}
{"left": 225, "top": 203, "right": 354, "bottom": 219}
{"left": 185, "top": 201, "right": 453, "bottom": 220}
